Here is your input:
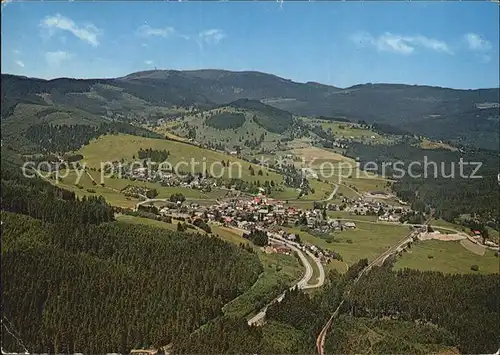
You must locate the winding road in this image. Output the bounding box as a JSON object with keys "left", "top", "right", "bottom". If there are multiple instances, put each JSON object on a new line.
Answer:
{"left": 241, "top": 230, "right": 325, "bottom": 326}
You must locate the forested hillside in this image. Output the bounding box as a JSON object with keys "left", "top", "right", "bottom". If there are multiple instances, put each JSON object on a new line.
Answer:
{"left": 23, "top": 121, "right": 162, "bottom": 153}
{"left": 2, "top": 71, "right": 498, "bottom": 149}
{"left": 1, "top": 67, "right": 498, "bottom": 354}
{"left": 346, "top": 267, "right": 500, "bottom": 354}
{"left": 1, "top": 155, "right": 263, "bottom": 354}
{"left": 346, "top": 141, "right": 499, "bottom": 226}
{"left": 172, "top": 269, "right": 348, "bottom": 354}
{"left": 324, "top": 316, "right": 456, "bottom": 354}
{"left": 172, "top": 258, "right": 493, "bottom": 355}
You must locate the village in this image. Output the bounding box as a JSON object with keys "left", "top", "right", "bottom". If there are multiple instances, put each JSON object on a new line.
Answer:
{"left": 128, "top": 190, "right": 422, "bottom": 267}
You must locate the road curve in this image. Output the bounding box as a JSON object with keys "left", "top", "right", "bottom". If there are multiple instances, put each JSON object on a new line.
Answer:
{"left": 246, "top": 233, "right": 325, "bottom": 326}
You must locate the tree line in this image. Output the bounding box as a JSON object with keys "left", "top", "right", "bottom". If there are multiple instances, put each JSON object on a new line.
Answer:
{"left": 1, "top": 157, "right": 263, "bottom": 354}
{"left": 171, "top": 257, "right": 499, "bottom": 354}
{"left": 346, "top": 141, "right": 499, "bottom": 228}
{"left": 24, "top": 122, "right": 163, "bottom": 154}
{"left": 137, "top": 148, "right": 170, "bottom": 162}
{"left": 345, "top": 267, "right": 499, "bottom": 354}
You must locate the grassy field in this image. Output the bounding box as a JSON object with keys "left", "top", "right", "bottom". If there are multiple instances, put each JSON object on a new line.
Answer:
{"left": 71, "top": 132, "right": 314, "bottom": 204}
{"left": 223, "top": 249, "right": 302, "bottom": 319}
{"left": 311, "top": 120, "right": 391, "bottom": 144}
{"left": 211, "top": 225, "right": 250, "bottom": 245}
{"left": 304, "top": 253, "right": 321, "bottom": 286}
{"left": 78, "top": 134, "right": 284, "bottom": 184}
{"left": 43, "top": 170, "right": 139, "bottom": 208}
{"left": 344, "top": 177, "right": 391, "bottom": 194}
{"left": 284, "top": 222, "right": 410, "bottom": 265}
{"left": 283, "top": 200, "right": 314, "bottom": 210}
{"left": 307, "top": 179, "right": 337, "bottom": 200}
{"left": 115, "top": 214, "right": 177, "bottom": 231}
{"left": 165, "top": 107, "right": 283, "bottom": 154}
{"left": 325, "top": 259, "right": 349, "bottom": 274}
{"left": 291, "top": 146, "right": 354, "bottom": 165}
{"left": 270, "top": 179, "right": 334, "bottom": 201}
{"left": 429, "top": 218, "right": 468, "bottom": 232}
{"left": 460, "top": 239, "right": 486, "bottom": 256}
{"left": 287, "top": 145, "right": 391, "bottom": 196}
{"left": 48, "top": 168, "right": 210, "bottom": 208}
{"left": 419, "top": 139, "right": 457, "bottom": 151}
{"left": 395, "top": 240, "right": 499, "bottom": 274}
{"left": 327, "top": 211, "right": 380, "bottom": 222}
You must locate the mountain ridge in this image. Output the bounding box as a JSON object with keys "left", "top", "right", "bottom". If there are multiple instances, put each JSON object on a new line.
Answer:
{"left": 2, "top": 70, "right": 499, "bottom": 149}
{"left": 6, "top": 70, "right": 497, "bottom": 91}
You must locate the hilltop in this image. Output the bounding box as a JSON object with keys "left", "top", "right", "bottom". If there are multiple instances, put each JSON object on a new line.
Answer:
{"left": 161, "top": 98, "right": 300, "bottom": 154}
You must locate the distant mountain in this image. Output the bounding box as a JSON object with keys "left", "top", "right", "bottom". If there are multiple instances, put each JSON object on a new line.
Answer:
{"left": 2, "top": 70, "right": 499, "bottom": 149}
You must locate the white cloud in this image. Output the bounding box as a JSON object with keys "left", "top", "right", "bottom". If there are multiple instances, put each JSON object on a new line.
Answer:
{"left": 144, "top": 60, "right": 154, "bottom": 65}
{"left": 464, "top": 33, "right": 492, "bottom": 51}
{"left": 12, "top": 49, "right": 20, "bottom": 55}
{"left": 199, "top": 29, "right": 226, "bottom": 44}
{"left": 45, "top": 51, "right": 71, "bottom": 67}
{"left": 137, "top": 25, "right": 175, "bottom": 38}
{"left": 351, "top": 31, "right": 452, "bottom": 55}
{"left": 41, "top": 13, "right": 100, "bottom": 46}
{"left": 15, "top": 60, "right": 25, "bottom": 68}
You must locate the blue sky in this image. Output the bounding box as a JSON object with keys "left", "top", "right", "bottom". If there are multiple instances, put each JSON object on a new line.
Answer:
{"left": 1, "top": 1, "right": 499, "bottom": 89}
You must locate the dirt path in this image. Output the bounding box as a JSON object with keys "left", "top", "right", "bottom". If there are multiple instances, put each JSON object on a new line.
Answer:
{"left": 460, "top": 239, "right": 486, "bottom": 256}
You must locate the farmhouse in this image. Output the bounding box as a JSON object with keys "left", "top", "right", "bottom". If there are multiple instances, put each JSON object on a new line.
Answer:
{"left": 344, "top": 221, "right": 356, "bottom": 229}
{"left": 130, "top": 349, "right": 158, "bottom": 355}
{"left": 276, "top": 245, "right": 292, "bottom": 254}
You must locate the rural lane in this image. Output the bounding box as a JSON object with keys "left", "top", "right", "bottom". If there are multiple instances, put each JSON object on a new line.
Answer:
{"left": 315, "top": 225, "right": 425, "bottom": 355}
{"left": 234, "top": 229, "right": 326, "bottom": 326}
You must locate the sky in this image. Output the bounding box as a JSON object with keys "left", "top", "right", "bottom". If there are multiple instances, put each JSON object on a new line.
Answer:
{"left": 1, "top": 1, "right": 499, "bottom": 89}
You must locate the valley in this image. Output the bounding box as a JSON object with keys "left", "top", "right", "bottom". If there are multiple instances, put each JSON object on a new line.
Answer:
{"left": 1, "top": 68, "right": 499, "bottom": 355}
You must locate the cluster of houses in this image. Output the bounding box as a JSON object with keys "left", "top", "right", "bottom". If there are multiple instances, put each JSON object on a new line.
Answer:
{"left": 103, "top": 161, "right": 219, "bottom": 191}
{"left": 269, "top": 227, "right": 342, "bottom": 262}
{"left": 470, "top": 229, "right": 499, "bottom": 248}
{"left": 154, "top": 194, "right": 359, "bottom": 262}
{"left": 200, "top": 196, "right": 302, "bottom": 227}
{"left": 155, "top": 194, "right": 418, "bottom": 245}
{"left": 329, "top": 197, "right": 410, "bottom": 223}
{"left": 264, "top": 243, "right": 292, "bottom": 255}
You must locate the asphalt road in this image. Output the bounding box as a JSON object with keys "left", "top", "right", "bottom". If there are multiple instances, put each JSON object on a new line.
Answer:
{"left": 246, "top": 233, "right": 326, "bottom": 326}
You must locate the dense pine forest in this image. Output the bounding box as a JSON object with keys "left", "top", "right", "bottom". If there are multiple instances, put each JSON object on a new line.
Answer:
{"left": 324, "top": 315, "right": 456, "bottom": 354}
{"left": 346, "top": 141, "right": 499, "bottom": 226}
{"left": 173, "top": 263, "right": 355, "bottom": 354}
{"left": 1, "top": 154, "right": 263, "bottom": 353}
{"left": 172, "top": 258, "right": 499, "bottom": 354}
{"left": 345, "top": 267, "right": 500, "bottom": 354}
{"left": 23, "top": 122, "right": 163, "bottom": 153}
